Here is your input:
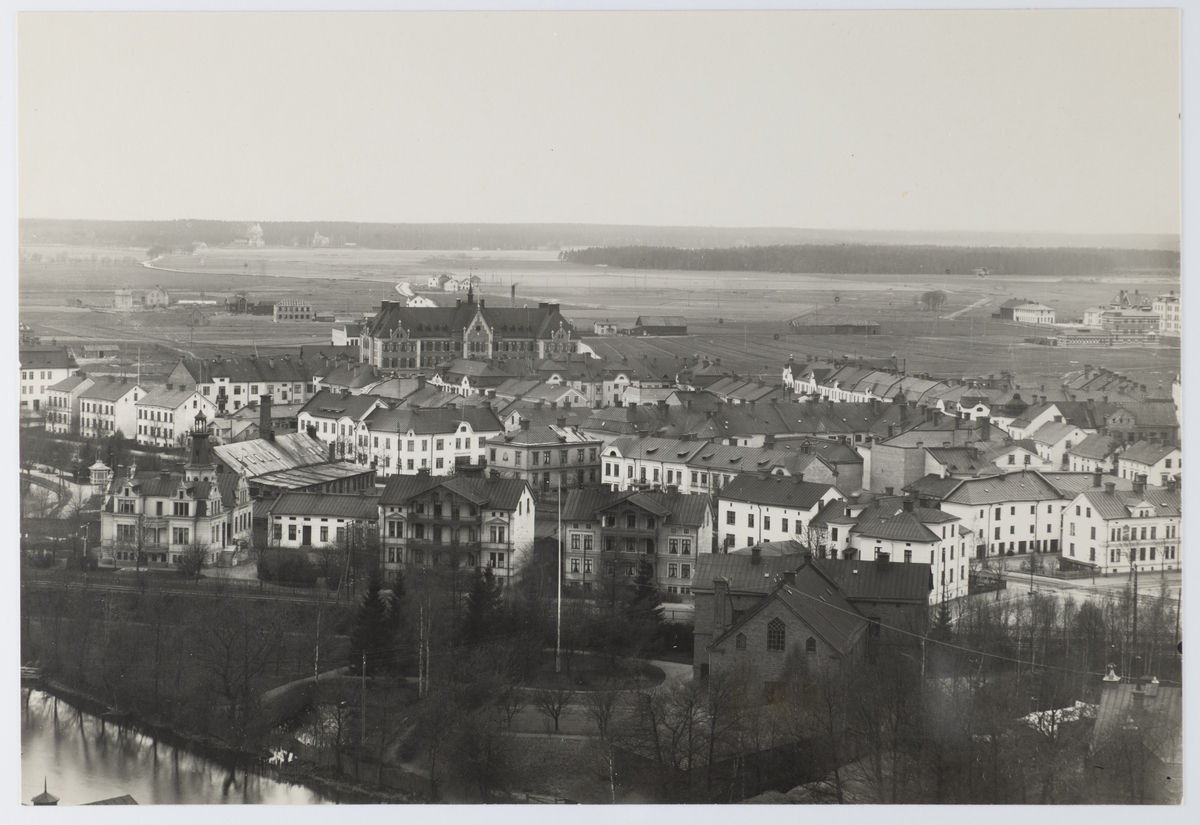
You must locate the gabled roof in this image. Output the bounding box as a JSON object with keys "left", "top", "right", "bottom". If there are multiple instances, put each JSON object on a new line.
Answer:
{"left": 903, "top": 474, "right": 965, "bottom": 500}
{"left": 719, "top": 474, "right": 838, "bottom": 511}
{"left": 79, "top": 376, "right": 142, "bottom": 401}
{"left": 318, "top": 362, "right": 385, "bottom": 390}
{"left": 493, "top": 423, "right": 597, "bottom": 446}
{"left": 251, "top": 463, "right": 375, "bottom": 490}
{"left": 190, "top": 355, "right": 313, "bottom": 385}
{"left": 48, "top": 374, "right": 93, "bottom": 393}
{"left": 849, "top": 505, "right": 940, "bottom": 543}
{"left": 378, "top": 475, "right": 529, "bottom": 510}
{"left": 1118, "top": 440, "right": 1180, "bottom": 465}
{"left": 1091, "top": 680, "right": 1182, "bottom": 767}
{"left": 138, "top": 386, "right": 204, "bottom": 410}
{"left": 1067, "top": 434, "right": 1122, "bottom": 461}
{"left": 711, "top": 569, "right": 867, "bottom": 658}
{"left": 693, "top": 551, "right": 933, "bottom": 604}
{"left": 634, "top": 315, "right": 687, "bottom": 327}
{"left": 1040, "top": 472, "right": 1133, "bottom": 498}
{"left": 268, "top": 492, "right": 380, "bottom": 520}
{"left": 1028, "top": 420, "right": 1086, "bottom": 446}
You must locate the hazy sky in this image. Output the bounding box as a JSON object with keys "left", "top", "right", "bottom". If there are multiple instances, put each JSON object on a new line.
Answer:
{"left": 18, "top": 10, "right": 1180, "bottom": 235}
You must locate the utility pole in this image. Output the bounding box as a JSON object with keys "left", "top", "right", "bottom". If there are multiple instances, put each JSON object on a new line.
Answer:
{"left": 360, "top": 651, "right": 367, "bottom": 746}
{"left": 555, "top": 472, "right": 563, "bottom": 674}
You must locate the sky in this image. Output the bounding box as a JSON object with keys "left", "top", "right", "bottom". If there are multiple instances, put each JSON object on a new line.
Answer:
{"left": 17, "top": 10, "right": 1181, "bottom": 235}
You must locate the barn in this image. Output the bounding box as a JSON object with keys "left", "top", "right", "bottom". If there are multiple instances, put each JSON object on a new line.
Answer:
{"left": 632, "top": 315, "right": 687, "bottom": 336}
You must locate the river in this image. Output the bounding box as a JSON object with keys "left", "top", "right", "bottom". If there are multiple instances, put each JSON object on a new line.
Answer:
{"left": 21, "top": 689, "right": 331, "bottom": 805}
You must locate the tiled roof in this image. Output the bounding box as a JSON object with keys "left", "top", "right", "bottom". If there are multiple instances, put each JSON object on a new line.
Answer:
{"left": 268, "top": 492, "right": 380, "bottom": 520}
{"left": 718, "top": 474, "right": 838, "bottom": 510}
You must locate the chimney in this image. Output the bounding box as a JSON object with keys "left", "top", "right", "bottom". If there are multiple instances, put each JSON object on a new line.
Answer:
{"left": 764, "top": 433, "right": 776, "bottom": 450}
{"left": 1092, "top": 470, "right": 1102, "bottom": 489}
{"left": 520, "top": 419, "right": 530, "bottom": 430}
{"left": 979, "top": 415, "right": 991, "bottom": 440}
{"left": 1167, "top": 477, "right": 1178, "bottom": 493}
{"left": 259, "top": 394, "right": 273, "bottom": 441}
{"left": 1104, "top": 481, "right": 1116, "bottom": 494}
{"left": 902, "top": 498, "right": 914, "bottom": 513}
{"left": 713, "top": 578, "right": 730, "bottom": 635}
{"left": 750, "top": 546, "right": 762, "bottom": 566}
{"left": 782, "top": 570, "right": 796, "bottom": 586}
{"left": 884, "top": 486, "right": 894, "bottom": 496}
{"left": 166, "top": 382, "right": 173, "bottom": 390}
{"left": 479, "top": 299, "right": 485, "bottom": 308}
{"left": 556, "top": 417, "right": 566, "bottom": 428}
{"left": 1132, "top": 474, "right": 1146, "bottom": 496}
{"left": 877, "top": 551, "right": 891, "bottom": 568}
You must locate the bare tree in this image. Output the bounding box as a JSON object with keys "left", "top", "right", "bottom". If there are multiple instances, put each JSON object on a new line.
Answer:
{"left": 532, "top": 684, "right": 575, "bottom": 733}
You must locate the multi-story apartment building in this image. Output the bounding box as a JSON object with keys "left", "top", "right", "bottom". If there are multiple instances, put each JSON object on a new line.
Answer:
{"left": 135, "top": 385, "right": 220, "bottom": 447}
{"left": 169, "top": 355, "right": 314, "bottom": 411}
{"left": 904, "top": 470, "right": 1070, "bottom": 557}
{"left": 559, "top": 488, "right": 713, "bottom": 599}
{"left": 1066, "top": 434, "right": 1122, "bottom": 475}
{"left": 273, "top": 298, "right": 314, "bottom": 322}
{"left": 99, "top": 416, "right": 253, "bottom": 568}
{"left": 378, "top": 475, "right": 535, "bottom": 583}
{"left": 361, "top": 294, "right": 577, "bottom": 372}
{"left": 1152, "top": 292, "right": 1180, "bottom": 338}
{"left": 20, "top": 345, "right": 79, "bottom": 419}
{"left": 356, "top": 406, "right": 503, "bottom": 477}
{"left": 78, "top": 377, "right": 144, "bottom": 440}
{"left": 1062, "top": 477, "right": 1180, "bottom": 574}
{"left": 717, "top": 474, "right": 843, "bottom": 550}
{"left": 44, "top": 375, "right": 94, "bottom": 435}
{"left": 485, "top": 418, "right": 603, "bottom": 499}
{"left": 297, "top": 390, "right": 390, "bottom": 460}
{"left": 846, "top": 503, "right": 970, "bottom": 602}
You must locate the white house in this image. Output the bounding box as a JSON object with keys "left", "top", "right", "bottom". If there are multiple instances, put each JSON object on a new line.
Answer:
{"left": 267, "top": 492, "right": 380, "bottom": 549}
{"left": 1028, "top": 421, "right": 1093, "bottom": 468}
{"left": 20, "top": 346, "right": 79, "bottom": 419}
{"left": 44, "top": 375, "right": 94, "bottom": 435}
{"left": 78, "top": 377, "right": 144, "bottom": 440}
{"left": 1117, "top": 441, "right": 1181, "bottom": 487}
{"left": 1066, "top": 434, "right": 1122, "bottom": 475}
{"left": 846, "top": 504, "right": 971, "bottom": 602}
{"left": 355, "top": 406, "right": 503, "bottom": 477}
{"left": 1011, "top": 304, "right": 1056, "bottom": 324}
{"left": 297, "top": 391, "right": 390, "bottom": 462}
{"left": 1063, "top": 478, "right": 1180, "bottom": 574}
{"left": 717, "top": 474, "right": 843, "bottom": 550}
{"left": 135, "top": 385, "right": 220, "bottom": 447}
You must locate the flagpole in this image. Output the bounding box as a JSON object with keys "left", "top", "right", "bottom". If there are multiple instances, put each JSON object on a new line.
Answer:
{"left": 556, "top": 472, "right": 563, "bottom": 674}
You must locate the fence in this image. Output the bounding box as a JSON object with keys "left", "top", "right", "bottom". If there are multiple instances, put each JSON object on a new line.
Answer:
{"left": 282, "top": 736, "right": 427, "bottom": 797}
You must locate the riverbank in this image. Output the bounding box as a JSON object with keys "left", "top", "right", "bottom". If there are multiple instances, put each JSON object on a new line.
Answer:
{"left": 31, "top": 676, "right": 423, "bottom": 804}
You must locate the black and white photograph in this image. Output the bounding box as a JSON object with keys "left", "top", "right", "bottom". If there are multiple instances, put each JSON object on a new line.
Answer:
{"left": 11, "top": 7, "right": 1185, "bottom": 807}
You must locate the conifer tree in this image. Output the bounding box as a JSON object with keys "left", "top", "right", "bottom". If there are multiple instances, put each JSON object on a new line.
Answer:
{"left": 349, "top": 571, "right": 392, "bottom": 676}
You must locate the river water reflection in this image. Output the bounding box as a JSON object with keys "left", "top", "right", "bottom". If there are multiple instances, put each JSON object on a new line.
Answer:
{"left": 21, "top": 689, "right": 330, "bottom": 805}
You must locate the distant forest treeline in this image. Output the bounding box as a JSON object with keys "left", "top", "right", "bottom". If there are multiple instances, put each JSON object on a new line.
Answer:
{"left": 19, "top": 218, "right": 1179, "bottom": 256}
{"left": 559, "top": 244, "right": 1179, "bottom": 277}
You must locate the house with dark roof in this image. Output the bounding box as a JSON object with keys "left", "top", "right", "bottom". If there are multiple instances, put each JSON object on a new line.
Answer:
{"left": 559, "top": 488, "right": 713, "bottom": 599}
{"left": 717, "top": 474, "right": 843, "bottom": 551}
{"left": 486, "top": 417, "right": 603, "bottom": 500}
{"left": 297, "top": 390, "right": 391, "bottom": 461}
{"left": 1066, "top": 434, "right": 1122, "bottom": 475}
{"left": 1116, "top": 440, "right": 1180, "bottom": 487}
{"left": 1027, "top": 420, "right": 1093, "bottom": 468}
{"left": 99, "top": 417, "right": 253, "bottom": 569}
{"left": 1089, "top": 670, "right": 1182, "bottom": 804}
{"left": 1063, "top": 477, "right": 1180, "bottom": 574}
{"left": 362, "top": 294, "right": 577, "bottom": 372}
{"left": 177, "top": 354, "right": 315, "bottom": 411}
{"left": 693, "top": 548, "right": 932, "bottom": 679}
{"left": 20, "top": 345, "right": 80, "bottom": 419}
{"left": 78, "top": 377, "right": 144, "bottom": 440}
{"left": 377, "top": 475, "right": 535, "bottom": 583}
{"left": 355, "top": 406, "right": 503, "bottom": 477}
{"left": 266, "top": 491, "right": 380, "bottom": 550}
{"left": 632, "top": 315, "right": 687, "bottom": 336}
{"left": 705, "top": 565, "right": 868, "bottom": 691}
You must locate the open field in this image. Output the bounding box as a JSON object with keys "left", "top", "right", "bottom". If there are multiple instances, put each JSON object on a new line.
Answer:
{"left": 19, "top": 246, "right": 1179, "bottom": 392}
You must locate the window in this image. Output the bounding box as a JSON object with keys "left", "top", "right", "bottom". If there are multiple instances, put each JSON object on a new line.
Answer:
{"left": 735, "top": 633, "right": 746, "bottom": 650}
{"left": 767, "top": 619, "right": 785, "bottom": 651}
{"left": 726, "top": 510, "right": 736, "bottom": 525}
{"left": 571, "top": 558, "right": 580, "bottom": 573}
{"left": 747, "top": 514, "right": 755, "bottom": 528}
{"left": 571, "top": 534, "right": 580, "bottom": 550}
{"left": 668, "top": 563, "right": 678, "bottom": 578}
{"left": 781, "top": 518, "right": 788, "bottom": 533}
{"left": 763, "top": 516, "right": 770, "bottom": 531}
{"left": 288, "top": 525, "right": 297, "bottom": 541}
{"left": 805, "top": 637, "right": 817, "bottom": 654}
{"left": 172, "top": 527, "right": 190, "bottom": 545}
{"left": 669, "top": 539, "right": 678, "bottom": 554}
{"left": 681, "top": 563, "right": 690, "bottom": 578}
{"left": 320, "top": 526, "right": 329, "bottom": 543}
{"left": 173, "top": 502, "right": 189, "bottom": 517}
{"left": 627, "top": 514, "right": 637, "bottom": 528}
{"left": 273, "top": 524, "right": 282, "bottom": 541}
{"left": 532, "top": 451, "right": 540, "bottom": 466}
{"left": 543, "top": 452, "right": 551, "bottom": 466}
{"left": 682, "top": 539, "right": 691, "bottom": 555}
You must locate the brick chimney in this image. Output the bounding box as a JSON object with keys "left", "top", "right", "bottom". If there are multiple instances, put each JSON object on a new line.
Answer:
{"left": 1104, "top": 481, "right": 1116, "bottom": 494}
{"left": 1132, "top": 474, "right": 1146, "bottom": 496}
{"left": 750, "top": 546, "right": 762, "bottom": 566}
{"left": 782, "top": 570, "right": 796, "bottom": 586}
{"left": 713, "top": 578, "right": 731, "bottom": 636}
